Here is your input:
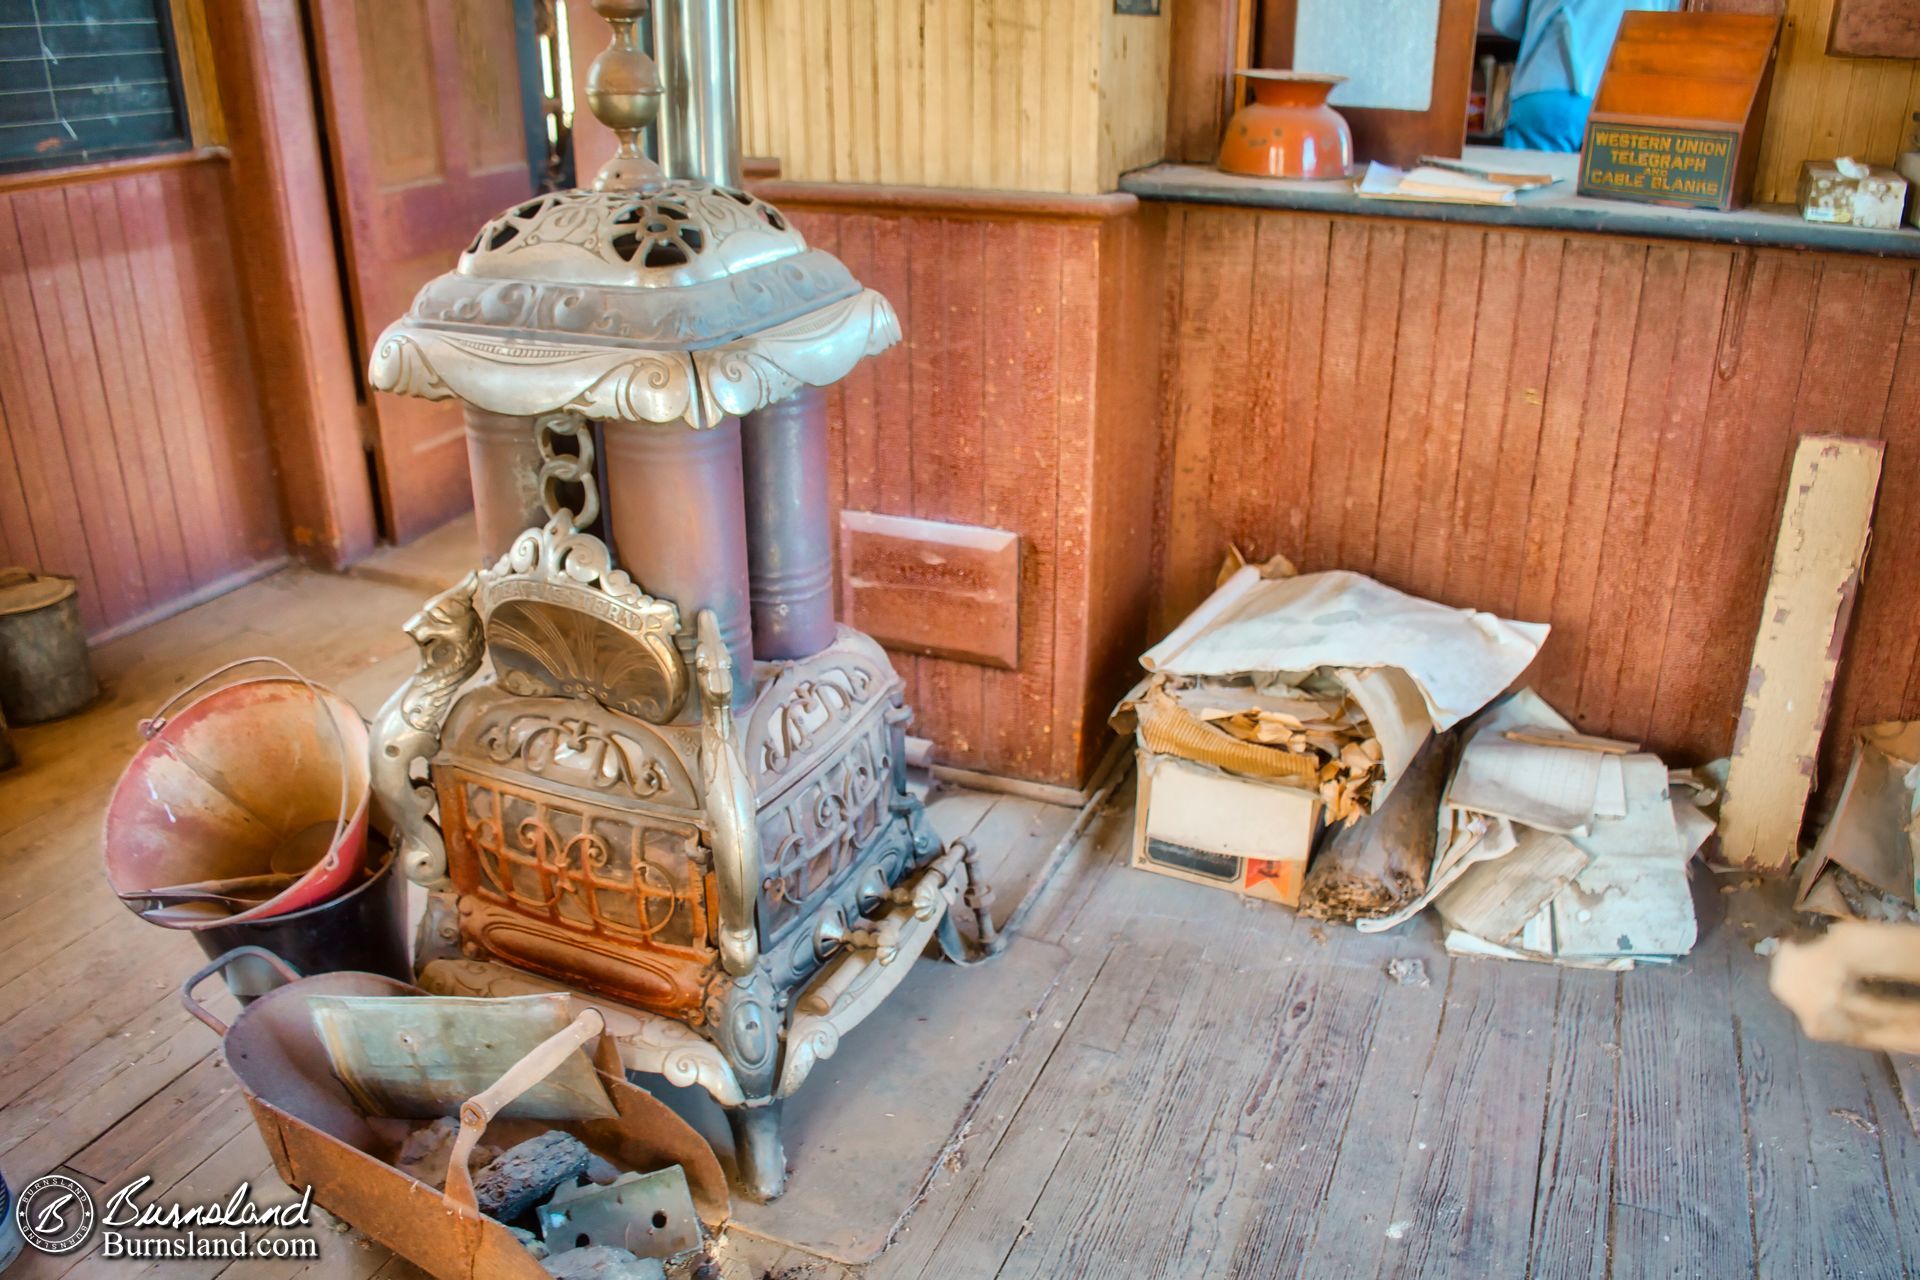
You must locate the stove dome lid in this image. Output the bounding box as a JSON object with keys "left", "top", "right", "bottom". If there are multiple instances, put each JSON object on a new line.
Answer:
{"left": 461, "top": 182, "right": 802, "bottom": 287}
{"left": 366, "top": 6, "right": 896, "bottom": 430}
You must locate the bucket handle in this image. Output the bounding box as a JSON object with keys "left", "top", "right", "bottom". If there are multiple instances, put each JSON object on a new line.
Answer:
{"left": 139, "top": 656, "right": 359, "bottom": 880}
{"left": 442, "top": 1008, "right": 607, "bottom": 1214}
{"left": 179, "top": 946, "right": 304, "bottom": 1036}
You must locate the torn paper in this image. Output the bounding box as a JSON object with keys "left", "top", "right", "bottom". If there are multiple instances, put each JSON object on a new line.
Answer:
{"left": 1141, "top": 569, "right": 1549, "bottom": 730}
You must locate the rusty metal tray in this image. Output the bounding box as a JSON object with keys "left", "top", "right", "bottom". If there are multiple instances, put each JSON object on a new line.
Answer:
{"left": 181, "top": 947, "right": 729, "bottom": 1280}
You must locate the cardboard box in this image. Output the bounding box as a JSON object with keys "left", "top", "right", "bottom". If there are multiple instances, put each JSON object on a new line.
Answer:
{"left": 1799, "top": 159, "right": 1908, "bottom": 229}
{"left": 1130, "top": 747, "right": 1324, "bottom": 906}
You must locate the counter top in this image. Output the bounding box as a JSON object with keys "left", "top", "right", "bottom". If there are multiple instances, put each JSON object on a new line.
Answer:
{"left": 1122, "top": 151, "right": 1920, "bottom": 258}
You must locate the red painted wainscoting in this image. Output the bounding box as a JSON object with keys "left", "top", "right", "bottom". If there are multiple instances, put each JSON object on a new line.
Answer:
{"left": 764, "top": 188, "right": 1165, "bottom": 789}
{"left": 1155, "top": 205, "right": 1920, "bottom": 788}
{"left": 0, "top": 155, "right": 283, "bottom": 639}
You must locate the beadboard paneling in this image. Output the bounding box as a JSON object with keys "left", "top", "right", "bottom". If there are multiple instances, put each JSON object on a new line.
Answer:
{"left": 1156, "top": 203, "right": 1920, "bottom": 786}
{"left": 737, "top": 0, "right": 1172, "bottom": 194}
{"left": 769, "top": 193, "right": 1162, "bottom": 787}
{"left": 0, "top": 157, "right": 282, "bottom": 638}
{"left": 1750, "top": 0, "right": 1920, "bottom": 202}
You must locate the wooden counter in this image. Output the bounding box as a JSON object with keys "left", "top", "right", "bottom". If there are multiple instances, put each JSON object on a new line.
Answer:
{"left": 1125, "top": 150, "right": 1920, "bottom": 259}
{"left": 1146, "top": 187, "right": 1920, "bottom": 792}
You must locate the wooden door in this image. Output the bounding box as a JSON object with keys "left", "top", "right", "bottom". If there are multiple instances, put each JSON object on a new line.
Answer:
{"left": 309, "top": 0, "right": 533, "bottom": 542}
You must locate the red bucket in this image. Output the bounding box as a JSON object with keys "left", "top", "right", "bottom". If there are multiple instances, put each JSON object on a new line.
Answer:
{"left": 104, "top": 658, "right": 371, "bottom": 929}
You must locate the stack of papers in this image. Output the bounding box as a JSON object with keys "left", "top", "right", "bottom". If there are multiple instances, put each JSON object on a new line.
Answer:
{"left": 1383, "top": 689, "right": 1715, "bottom": 969}
{"left": 1355, "top": 158, "right": 1558, "bottom": 207}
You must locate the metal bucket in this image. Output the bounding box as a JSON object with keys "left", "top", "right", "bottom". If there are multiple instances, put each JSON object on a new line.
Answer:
{"left": 0, "top": 1167, "right": 22, "bottom": 1271}
{"left": 0, "top": 567, "right": 97, "bottom": 724}
{"left": 103, "top": 658, "right": 371, "bottom": 928}
{"left": 186, "top": 843, "right": 411, "bottom": 1003}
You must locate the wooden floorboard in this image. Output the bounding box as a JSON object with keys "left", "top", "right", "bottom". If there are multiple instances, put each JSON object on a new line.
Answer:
{"left": 1377, "top": 956, "right": 1559, "bottom": 1280}
{"left": 0, "top": 529, "right": 1910, "bottom": 1280}
{"left": 1527, "top": 971, "right": 1621, "bottom": 1280}
{"left": 1613, "top": 942, "right": 1756, "bottom": 1278}
{"left": 1730, "top": 883, "right": 1907, "bottom": 1280}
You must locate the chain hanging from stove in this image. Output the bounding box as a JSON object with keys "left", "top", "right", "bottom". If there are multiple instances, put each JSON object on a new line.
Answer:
{"left": 536, "top": 410, "right": 600, "bottom": 533}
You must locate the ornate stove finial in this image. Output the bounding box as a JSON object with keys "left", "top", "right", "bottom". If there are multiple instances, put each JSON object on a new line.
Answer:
{"left": 586, "top": 0, "right": 664, "bottom": 192}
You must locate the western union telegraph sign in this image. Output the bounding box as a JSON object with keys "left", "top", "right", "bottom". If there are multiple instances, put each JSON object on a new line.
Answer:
{"left": 1579, "top": 123, "right": 1739, "bottom": 210}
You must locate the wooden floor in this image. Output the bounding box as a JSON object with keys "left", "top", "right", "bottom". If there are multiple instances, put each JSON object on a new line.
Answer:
{"left": 3, "top": 521, "right": 1917, "bottom": 1278}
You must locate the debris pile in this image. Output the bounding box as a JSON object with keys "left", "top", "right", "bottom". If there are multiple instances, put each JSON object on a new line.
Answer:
{"left": 1118, "top": 553, "right": 1722, "bottom": 971}
{"left": 1366, "top": 688, "right": 1716, "bottom": 969}
{"left": 1794, "top": 720, "right": 1920, "bottom": 923}
{"left": 1116, "top": 560, "right": 1549, "bottom": 909}
{"left": 413, "top": 1126, "right": 704, "bottom": 1279}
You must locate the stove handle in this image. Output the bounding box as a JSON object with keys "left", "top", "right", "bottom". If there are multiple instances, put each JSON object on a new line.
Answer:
{"left": 696, "top": 609, "right": 761, "bottom": 977}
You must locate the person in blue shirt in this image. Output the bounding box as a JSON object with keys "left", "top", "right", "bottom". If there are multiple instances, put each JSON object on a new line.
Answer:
{"left": 1490, "top": 0, "right": 1680, "bottom": 151}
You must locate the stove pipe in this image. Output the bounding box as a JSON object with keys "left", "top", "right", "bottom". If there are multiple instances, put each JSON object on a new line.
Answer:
{"left": 653, "top": 0, "right": 838, "bottom": 662}
{"left": 652, "top": 0, "right": 740, "bottom": 189}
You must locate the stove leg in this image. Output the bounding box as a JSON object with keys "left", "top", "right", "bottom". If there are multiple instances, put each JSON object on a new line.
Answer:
{"left": 933, "top": 840, "right": 1007, "bottom": 965}
{"left": 726, "top": 1101, "right": 787, "bottom": 1202}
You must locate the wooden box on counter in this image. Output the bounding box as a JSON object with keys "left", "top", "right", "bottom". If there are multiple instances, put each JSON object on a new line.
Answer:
{"left": 1577, "top": 12, "right": 1782, "bottom": 212}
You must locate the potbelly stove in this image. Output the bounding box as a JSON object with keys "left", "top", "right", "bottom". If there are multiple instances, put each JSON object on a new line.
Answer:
{"left": 364, "top": 0, "right": 999, "bottom": 1202}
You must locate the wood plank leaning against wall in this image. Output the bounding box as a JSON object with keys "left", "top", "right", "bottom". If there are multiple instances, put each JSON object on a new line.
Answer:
{"left": 1154, "top": 204, "right": 1920, "bottom": 787}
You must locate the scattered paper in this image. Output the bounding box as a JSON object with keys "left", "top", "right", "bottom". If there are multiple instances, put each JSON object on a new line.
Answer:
{"left": 1142, "top": 570, "right": 1549, "bottom": 730}
{"left": 1446, "top": 738, "right": 1623, "bottom": 836}
{"left": 1551, "top": 860, "right": 1698, "bottom": 960}
{"left": 1437, "top": 826, "right": 1589, "bottom": 945}
{"left": 1415, "top": 687, "right": 1709, "bottom": 967}
{"left": 1569, "top": 755, "right": 1693, "bottom": 863}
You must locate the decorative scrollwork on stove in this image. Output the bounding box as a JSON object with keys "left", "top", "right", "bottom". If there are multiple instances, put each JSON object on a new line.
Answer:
{"left": 369, "top": 573, "right": 482, "bottom": 889}
{"left": 451, "top": 779, "right": 704, "bottom": 946}
{"left": 749, "top": 661, "right": 881, "bottom": 782}
{"left": 370, "top": 289, "right": 901, "bottom": 429}
{"left": 754, "top": 719, "right": 894, "bottom": 944}
{"left": 458, "top": 185, "right": 804, "bottom": 289}
{"left": 371, "top": 332, "right": 450, "bottom": 401}
{"left": 693, "top": 291, "right": 903, "bottom": 419}
{"left": 444, "top": 687, "right": 701, "bottom": 811}
{"left": 476, "top": 711, "right": 671, "bottom": 798}
{"left": 475, "top": 515, "right": 688, "bottom": 724}
{"left": 405, "top": 253, "right": 860, "bottom": 348}
{"left": 774, "top": 848, "right": 964, "bottom": 1099}
{"left": 707, "top": 968, "right": 780, "bottom": 1101}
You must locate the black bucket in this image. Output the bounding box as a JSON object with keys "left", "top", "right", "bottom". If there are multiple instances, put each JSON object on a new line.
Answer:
{"left": 190, "top": 840, "right": 411, "bottom": 1002}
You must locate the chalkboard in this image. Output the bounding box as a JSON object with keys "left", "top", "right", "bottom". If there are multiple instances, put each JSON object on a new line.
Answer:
{"left": 0, "top": 0, "right": 189, "bottom": 174}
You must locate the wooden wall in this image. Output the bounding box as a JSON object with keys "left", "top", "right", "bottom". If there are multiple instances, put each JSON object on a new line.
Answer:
{"left": 0, "top": 157, "right": 283, "bottom": 639}
{"left": 1748, "top": 0, "right": 1920, "bottom": 202}
{"left": 736, "top": 0, "right": 1172, "bottom": 194}
{"left": 1156, "top": 203, "right": 1920, "bottom": 782}
{"left": 761, "top": 189, "right": 1164, "bottom": 787}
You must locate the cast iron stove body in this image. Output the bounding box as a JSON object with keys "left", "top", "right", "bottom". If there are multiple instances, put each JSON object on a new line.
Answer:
{"left": 364, "top": 0, "right": 997, "bottom": 1201}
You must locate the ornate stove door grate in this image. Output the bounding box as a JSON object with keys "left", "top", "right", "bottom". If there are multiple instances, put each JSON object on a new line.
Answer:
{"left": 455, "top": 775, "right": 714, "bottom": 960}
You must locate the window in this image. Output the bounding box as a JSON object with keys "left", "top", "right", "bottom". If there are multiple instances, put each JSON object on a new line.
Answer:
{"left": 0, "top": 0, "right": 191, "bottom": 174}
